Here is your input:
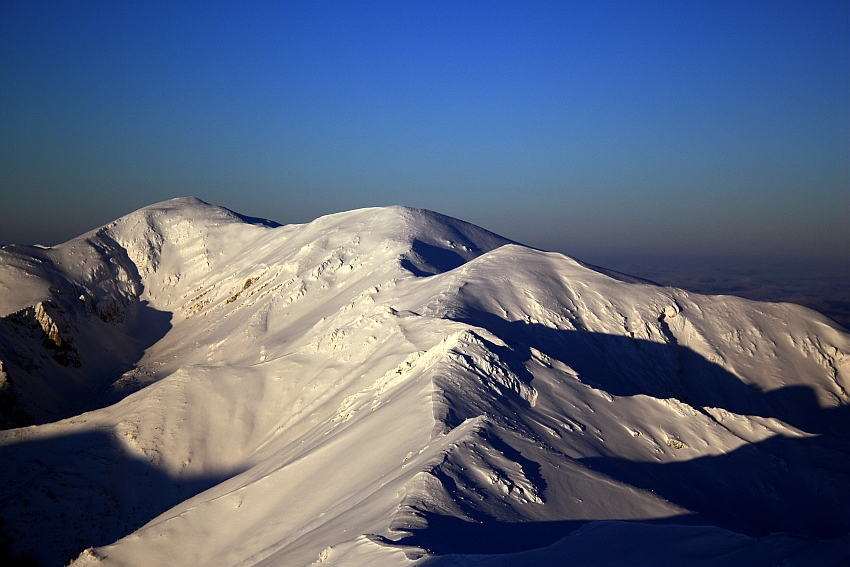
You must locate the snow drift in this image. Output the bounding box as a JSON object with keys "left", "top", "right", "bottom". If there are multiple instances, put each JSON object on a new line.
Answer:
{"left": 0, "top": 198, "right": 847, "bottom": 566}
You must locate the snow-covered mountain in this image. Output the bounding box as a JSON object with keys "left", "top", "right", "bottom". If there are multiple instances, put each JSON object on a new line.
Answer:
{"left": 0, "top": 198, "right": 847, "bottom": 566}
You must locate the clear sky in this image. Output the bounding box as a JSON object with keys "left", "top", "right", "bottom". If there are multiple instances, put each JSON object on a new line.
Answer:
{"left": 1, "top": 0, "right": 848, "bottom": 264}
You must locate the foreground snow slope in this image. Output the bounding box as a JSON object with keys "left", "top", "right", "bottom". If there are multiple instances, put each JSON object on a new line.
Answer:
{"left": 0, "top": 198, "right": 847, "bottom": 566}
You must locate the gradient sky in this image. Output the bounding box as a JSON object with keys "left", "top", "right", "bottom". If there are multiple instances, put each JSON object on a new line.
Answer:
{"left": 1, "top": 0, "right": 848, "bottom": 264}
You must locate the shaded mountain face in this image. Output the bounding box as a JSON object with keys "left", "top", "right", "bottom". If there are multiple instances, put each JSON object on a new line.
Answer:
{"left": 0, "top": 198, "right": 847, "bottom": 567}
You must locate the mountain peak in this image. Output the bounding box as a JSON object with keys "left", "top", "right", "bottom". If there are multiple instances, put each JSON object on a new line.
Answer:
{"left": 0, "top": 200, "right": 847, "bottom": 566}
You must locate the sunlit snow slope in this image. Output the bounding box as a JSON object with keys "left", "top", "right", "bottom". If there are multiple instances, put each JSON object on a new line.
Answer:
{"left": 0, "top": 198, "right": 848, "bottom": 566}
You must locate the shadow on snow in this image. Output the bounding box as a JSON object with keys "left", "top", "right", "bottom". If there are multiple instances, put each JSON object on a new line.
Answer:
{"left": 0, "top": 429, "right": 238, "bottom": 566}
{"left": 397, "top": 308, "right": 850, "bottom": 556}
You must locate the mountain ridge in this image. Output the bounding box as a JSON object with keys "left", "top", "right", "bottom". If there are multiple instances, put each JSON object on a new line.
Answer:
{"left": 0, "top": 198, "right": 847, "bottom": 566}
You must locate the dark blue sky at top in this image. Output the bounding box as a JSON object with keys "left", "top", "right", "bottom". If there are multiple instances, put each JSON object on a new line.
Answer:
{"left": 1, "top": 0, "right": 848, "bottom": 265}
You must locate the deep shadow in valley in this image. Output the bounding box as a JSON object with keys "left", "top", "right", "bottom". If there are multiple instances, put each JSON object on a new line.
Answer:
{"left": 0, "top": 430, "right": 237, "bottom": 566}
{"left": 0, "top": 297, "right": 172, "bottom": 429}
{"left": 384, "top": 512, "right": 714, "bottom": 558}
{"left": 579, "top": 420, "right": 850, "bottom": 539}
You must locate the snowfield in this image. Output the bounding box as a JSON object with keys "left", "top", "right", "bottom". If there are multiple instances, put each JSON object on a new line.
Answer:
{"left": 0, "top": 198, "right": 847, "bottom": 566}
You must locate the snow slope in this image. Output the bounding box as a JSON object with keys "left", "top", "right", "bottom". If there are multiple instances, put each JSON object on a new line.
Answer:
{"left": 0, "top": 198, "right": 847, "bottom": 566}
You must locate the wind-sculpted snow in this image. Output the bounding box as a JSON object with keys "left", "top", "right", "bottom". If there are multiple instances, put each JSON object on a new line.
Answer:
{"left": 0, "top": 198, "right": 847, "bottom": 566}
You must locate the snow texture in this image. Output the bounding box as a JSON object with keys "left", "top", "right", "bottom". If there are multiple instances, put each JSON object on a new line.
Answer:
{"left": 0, "top": 198, "right": 847, "bottom": 566}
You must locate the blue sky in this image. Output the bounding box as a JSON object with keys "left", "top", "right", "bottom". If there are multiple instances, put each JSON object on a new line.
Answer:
{"left": 1, "top": 0, "right": 848, "bottom": 263}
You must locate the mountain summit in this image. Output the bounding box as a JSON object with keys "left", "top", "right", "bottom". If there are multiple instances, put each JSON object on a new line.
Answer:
{"left": 1, "top": 198, "right": 847, "bottom": 566}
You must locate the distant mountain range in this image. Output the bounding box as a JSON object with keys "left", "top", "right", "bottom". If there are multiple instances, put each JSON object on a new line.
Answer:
{"left": 1, "top": 198, "right": 847, "bottom": 566}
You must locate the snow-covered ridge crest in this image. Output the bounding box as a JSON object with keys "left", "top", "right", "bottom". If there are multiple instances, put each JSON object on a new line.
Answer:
{"left": 86, "top": 197, "right": 279, "bottom": 290}
{"left": 0, "top": 198, "right": 848, "bottom": 566}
